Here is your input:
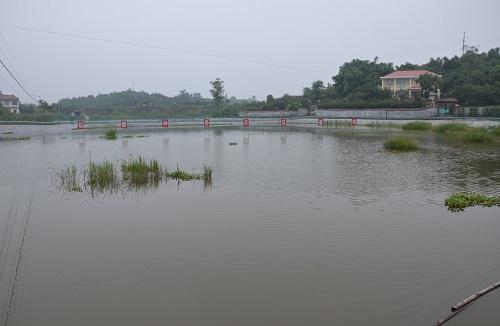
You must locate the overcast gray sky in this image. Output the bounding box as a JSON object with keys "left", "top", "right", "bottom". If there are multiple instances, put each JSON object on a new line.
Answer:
{"left": 0, "top": 0, "right": 499, "bottom": 103}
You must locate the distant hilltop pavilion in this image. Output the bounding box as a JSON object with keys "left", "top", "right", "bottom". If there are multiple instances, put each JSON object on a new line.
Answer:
{"left": 0, "top": 92, "right": 20, "bottom": 114}
{"left": 380, "top": 70, "right": 441, "bottom": 98}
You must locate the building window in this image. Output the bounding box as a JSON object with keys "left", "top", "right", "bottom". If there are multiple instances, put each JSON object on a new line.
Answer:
{"left": 11, "top": 100, "right": 17, "bottom": 106}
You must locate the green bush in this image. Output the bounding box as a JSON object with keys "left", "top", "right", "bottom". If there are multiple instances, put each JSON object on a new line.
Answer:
{"left": 384, "top": 137, "right": 419, "bottom": 151}
{"left": 402, "top": 121, "right": 432, "bottom": 131}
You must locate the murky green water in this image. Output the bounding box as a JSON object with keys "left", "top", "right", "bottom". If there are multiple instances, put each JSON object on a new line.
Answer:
{"left": 1, "top": 126, "right": 499, "bottom": 325}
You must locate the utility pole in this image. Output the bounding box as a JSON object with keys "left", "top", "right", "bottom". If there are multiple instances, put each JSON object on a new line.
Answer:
{"left": 462, "top": 32, "right": 466, "bottom": 55}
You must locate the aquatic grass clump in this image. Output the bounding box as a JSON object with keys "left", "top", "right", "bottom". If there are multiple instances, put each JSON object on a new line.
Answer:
{"left": 55, "top": 164, "right": 82, "bottom": 192}
{"left": 461, "top": 129, "right": 494, "bottom": 144}
{"left": 104, "top": 129, "right": 117, "bottom": 140}
{"left": 54, "top": 157, "right": 213, "bottom": 195}
{"left": 487, "top": 126, "right": 500, "bottom": 137}
{"left": 384, "top": 137, "right": 419, "bottom": 152}
{"left": 433, "top": 123, "right": 469, "bottom": 134}
{"left": 86, "top": 161, "right": 117, "bottom": 192}
{"left": 445, "top": 192, "right": 500, "bottom": 212}
{"left": 167, "top": 165, "right": 199, "bottom": 181}
{"left": 402, "top": 121, "right": 432, "bottom": 131}
{"left": 121, "top": 156, "right": 165, "bottom": 186}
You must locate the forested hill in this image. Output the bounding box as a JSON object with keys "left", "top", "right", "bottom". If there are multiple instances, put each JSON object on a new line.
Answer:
{"left": 58, "top": 89, "right": 210, "bottom": 112}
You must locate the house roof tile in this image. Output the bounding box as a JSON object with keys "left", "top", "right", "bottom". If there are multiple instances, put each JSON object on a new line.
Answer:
{"left": 380, "top": 70, "right": 439, "bottom": 79}
{"left": 0, "top": 94, "right": 19, "bottom": 101}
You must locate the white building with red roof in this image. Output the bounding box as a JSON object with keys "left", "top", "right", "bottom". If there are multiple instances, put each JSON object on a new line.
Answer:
{"left": 380, "top": 70, "right": 440, "bottom": 98}
{"left": 0, "top": 93, "right": 20, "bottom": 113}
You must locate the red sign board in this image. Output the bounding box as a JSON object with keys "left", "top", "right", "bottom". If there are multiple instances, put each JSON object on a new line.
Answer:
{"left": 280, "top": 118, "right": 287, "bottom": 127}
{"left": 120, "top": 120, "right": 128, "bottom": 128}
{"left": 318, "top": 118, "right": 324, "bottom": 126}
{"left": 77, "top": 120, "right": 85, "bottom": 129}
{"left": 351, "top": 118, "right": 358, "bottom": 126}
{"left": 243, "top": 118, "right": 249, "bottom": 127}
{"left": 203, "top": 118, "right": 210, "bottom": 127}
{"left": 162, "top": 119, "right": 169, "bottom": 128}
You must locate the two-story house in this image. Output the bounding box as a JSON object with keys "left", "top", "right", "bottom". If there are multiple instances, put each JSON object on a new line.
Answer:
{"left": 0, "top": 93, "right": 20, "bottom": 113}
{"left": 380, "top": 70, "right": 440, "bottom": 98}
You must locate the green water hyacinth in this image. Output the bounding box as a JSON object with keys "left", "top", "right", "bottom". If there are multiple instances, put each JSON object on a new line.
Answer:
{"left": 445, "top": 192, "right": 500, "bottom": 212}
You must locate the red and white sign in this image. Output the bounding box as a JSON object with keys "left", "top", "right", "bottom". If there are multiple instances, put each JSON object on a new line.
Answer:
{"left": 318, "top": 118, "right": 324, "bottom": 126}
{"left": 203, "top": 118, "right": 210, "bottom": 127}
{"left": 243, "top": 118, "right": 249, "bottom": 127}
{"left": 162, "top": 119, "right": 169, "bottom": 128}
{"left": 120, "top": 120, "right": 128, "bottom": 128}
{"left": 280, "top": 118, "right": 287, "bottom": 127}
{"left": 351, "top": 118, "right": 358, "bottom": 126}
{"left": 77, "top": 120, "right": 85, "bottom": 129}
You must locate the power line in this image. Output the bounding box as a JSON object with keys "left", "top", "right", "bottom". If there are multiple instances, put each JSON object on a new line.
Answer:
{"left": 0, "top": 70, "right": 16, "bottom": 94}
{"left": 0, "top": 23, "right": 321, "bottom": 73}
{"left": 0, "top": 31, "right": 40, "bottom": 100}
{"left": 0, "top": 57, "right": 38, "bottom": 102}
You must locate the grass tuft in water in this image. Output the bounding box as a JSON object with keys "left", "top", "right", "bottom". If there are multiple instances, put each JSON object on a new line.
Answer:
{"left": 384, "top": 137, "right": 419, "bottom": 152}
{"left": 167, "top": 165, "right": 199, "bottom": 181}
{"left": 104, "top": 129, "right": 117, "bottom": 140}
{"left": 461, "top": 129, "right": 494, "bottom": 144}
{"left": 402, "top": 121, "right": 432, "bottom": 131}
{"left": 86, "top": 161, "right": 117, "bottom": 191}
{"left": 56, "top": 164, "right": 82, "bottom": 192}
{"left": 487, "top": 126, "right": 500, "bottom": 137}
{"left": 445, "top": 192, "right": 500, "bottom": 212}
{"left": 433, "top": 123, "right": 469, "bottom": 134}
{"left": 121, "top": 156, "right": 164, "bottom": 187}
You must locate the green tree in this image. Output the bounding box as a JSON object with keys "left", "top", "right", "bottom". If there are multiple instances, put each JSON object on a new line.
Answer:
{"left": 209, "top": 78, "right": 225, "bottom": 108}
{"left": 418, "top": 74, "right": 443, "bottom": 99}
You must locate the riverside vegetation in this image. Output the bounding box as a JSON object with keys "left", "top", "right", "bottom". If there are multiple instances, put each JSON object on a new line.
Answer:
{"left": 54, "top": 157, "right": 213, "bottom": 195}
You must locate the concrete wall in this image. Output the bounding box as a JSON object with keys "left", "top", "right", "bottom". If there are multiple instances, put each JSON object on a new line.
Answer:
{"left": 315, "top": 107, "right": 438, "bottom": 119}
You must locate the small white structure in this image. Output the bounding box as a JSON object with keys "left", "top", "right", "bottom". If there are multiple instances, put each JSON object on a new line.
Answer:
{"left": 0, "top": 93, "right": 20, "bottom": 113}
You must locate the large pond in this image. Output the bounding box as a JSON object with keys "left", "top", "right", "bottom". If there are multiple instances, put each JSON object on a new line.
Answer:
{"left": 0, "top": 126, "right": 499, "bottom": 325}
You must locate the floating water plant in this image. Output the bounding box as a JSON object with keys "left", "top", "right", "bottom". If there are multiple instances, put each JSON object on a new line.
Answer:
{"left": 402, "top": 121, "right": 432, "bottom": 131}
{"left": 104, "top": 129, "right": 117, "bottom": 140}
{"left": 445, "top": 192, "right": 500, "bottom": 212}
{"left": 384, "top": 137, "right": 419, "bottom": 152}
{"left": 167, "top": 165, "right": 199, "bottom": 181}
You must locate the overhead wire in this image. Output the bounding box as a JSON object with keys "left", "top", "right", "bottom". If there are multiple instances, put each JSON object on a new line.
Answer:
{"left": 0, "top": 31, "right": 40, "bottom": 100}
{"left": 0, "top": 23, "right": 322, "bottom": 73}
{"left": 0, "top": 57, "right": 38, "bottom": 102}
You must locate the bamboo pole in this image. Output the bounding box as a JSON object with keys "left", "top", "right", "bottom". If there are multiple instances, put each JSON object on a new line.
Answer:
{"left": 435, "top": 281, "right": 500, "bottom": 325}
